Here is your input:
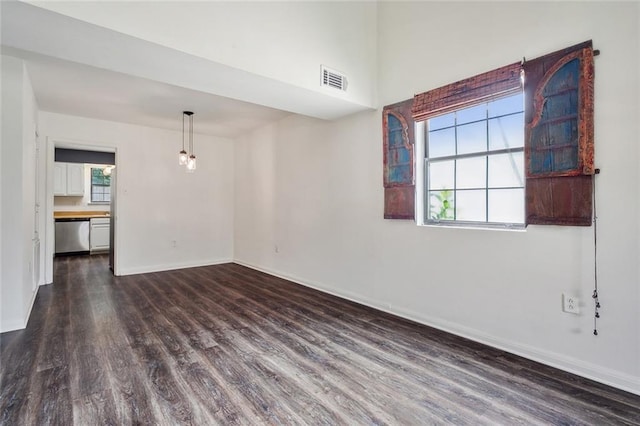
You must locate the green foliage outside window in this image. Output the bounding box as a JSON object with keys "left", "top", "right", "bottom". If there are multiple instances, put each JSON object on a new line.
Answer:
{"left": 91, "top": 168, "right": 111, "bottom": 203}
{"left": 91, "top": 168, "right": 111, "bottom": 186}
{"left": 429, "top": 189, "right": 454, "bottom": 220}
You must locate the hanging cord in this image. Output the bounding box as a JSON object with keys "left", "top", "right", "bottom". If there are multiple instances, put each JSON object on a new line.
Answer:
{"left": 189, "top": 113, "right": 194, "bottom": 156}
{"left": 592, "top": 169, "right": 601, "bottom": 335}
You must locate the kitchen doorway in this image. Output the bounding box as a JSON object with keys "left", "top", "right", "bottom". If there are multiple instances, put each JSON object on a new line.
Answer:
{"left": 45, "top": 139, "right": 119, "bottom": 283}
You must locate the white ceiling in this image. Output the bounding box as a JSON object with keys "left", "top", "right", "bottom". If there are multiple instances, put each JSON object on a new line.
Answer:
{"left": 1, "top": 1, "right": 374, "bottom": 138}
{"left": 24, "top": 54, "right": 291, "bottom": 139}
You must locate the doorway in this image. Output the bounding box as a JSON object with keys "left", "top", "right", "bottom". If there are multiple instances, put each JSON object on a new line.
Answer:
{"left": 45, "top": 139, "right": 118, "bottom": 283}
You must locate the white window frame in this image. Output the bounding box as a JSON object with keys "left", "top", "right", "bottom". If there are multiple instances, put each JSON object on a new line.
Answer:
{"left": 416, "top": 94, "right": 526, "bottom": 231}
{"left": 90, "top": 167, "right": 111, "bottom": 204}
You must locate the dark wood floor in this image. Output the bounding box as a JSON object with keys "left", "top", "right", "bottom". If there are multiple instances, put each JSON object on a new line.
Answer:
{"left": 1, "top": 256, "right": 639, "bottom": 425}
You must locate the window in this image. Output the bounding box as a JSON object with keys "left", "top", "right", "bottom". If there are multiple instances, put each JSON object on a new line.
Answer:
{"left": 91, "top": 168, "right": 111, "bottom": 203}
{"left": 424, "top": 93, "right": 525, "bottom": 227}
{"left": 403, "top": 41, "right": 593, "bottom": 227}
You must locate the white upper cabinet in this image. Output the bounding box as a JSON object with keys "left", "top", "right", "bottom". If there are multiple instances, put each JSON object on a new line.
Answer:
{"left": 66, "top": 163, "right": 84, "bottom": 195}
{"left": 53, "top": 162, "right": 85, "bottom": 196}
{"left": 53, "top": 162, "right": 67, "bottom": 195}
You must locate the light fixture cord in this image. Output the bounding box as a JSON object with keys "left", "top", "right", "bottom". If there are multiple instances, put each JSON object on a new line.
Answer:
{"left": 592, "top": 170, "right": 600, "bottom": 335}
{"left": 182, "top": 112, "right": 186, "bottom": 151}
{"left": 189, "top": 113, "right": 194, "bottom": 155}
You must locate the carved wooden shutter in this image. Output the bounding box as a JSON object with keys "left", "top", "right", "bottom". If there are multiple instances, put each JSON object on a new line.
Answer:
{"left": 383, "top": 99, "right": 415, "bottom": 219}
{"left": 524, "top": 41, "right": 595, "bottom": 226}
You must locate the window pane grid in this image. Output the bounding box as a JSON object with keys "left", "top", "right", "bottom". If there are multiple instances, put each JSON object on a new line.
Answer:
{"left": 485, "top": 154, "right": 489, "bottom": 222}
{"left": 90, "top": 167, "right": 111, "bottom": 203}
{"left": 429, "top": 110, "right": 523, "bottom": 134}
{"left": 425, "top": 93, "right": 524, "bottom": 226}
{"left": 453, "top": 154, "right": 457, "bottom": 221}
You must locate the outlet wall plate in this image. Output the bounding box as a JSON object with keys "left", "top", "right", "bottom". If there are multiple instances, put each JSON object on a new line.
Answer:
{"left": 562, "top": 293, "right": 580, "bottom": 314}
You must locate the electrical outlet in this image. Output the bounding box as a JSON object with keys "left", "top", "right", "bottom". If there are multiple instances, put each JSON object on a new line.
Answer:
{"left": 171, "top": 240, "right": 177, "bottom": 248}
{"left": 274, "top": 245, "right": 279, "bottom": 253}
{"left": 562, "top": 294, "right": 580, "bottom": 314}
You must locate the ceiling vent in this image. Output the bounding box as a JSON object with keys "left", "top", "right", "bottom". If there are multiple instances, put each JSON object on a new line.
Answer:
{"left": 321, "top": 66, "right": 348, "bottom": 92}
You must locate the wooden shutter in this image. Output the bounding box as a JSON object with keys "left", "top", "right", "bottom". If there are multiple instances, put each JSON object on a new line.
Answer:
{"left": 524, "top": 41, "right": 595, "bottom": 226}
{"left": 383, "top": 98, "right": 415, "bottom": 219}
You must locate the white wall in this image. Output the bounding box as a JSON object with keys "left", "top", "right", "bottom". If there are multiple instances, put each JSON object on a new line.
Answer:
{"left": 39, "top": 112, "right": 235, "bottom": 278}
{"left": 1, "top": 55, "right": 39, "bottom": 333}
{"left": 234, "top": 2, "right": 640, "bottom": 394}
{"left": 28, "top": 1, "right": 377, "bottom": 109}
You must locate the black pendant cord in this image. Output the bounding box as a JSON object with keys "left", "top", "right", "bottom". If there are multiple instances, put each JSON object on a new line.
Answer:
{"left": 592, "top": 169, "right": 601, "bottom": 335}
{"left": 182, "top": 113, "right": 186, "bottom": 152}
{"left": 189, "top": 114, "right": 194, "bottom": 156}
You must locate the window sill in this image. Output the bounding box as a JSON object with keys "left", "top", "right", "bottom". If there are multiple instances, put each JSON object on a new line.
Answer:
{"left": 89, "top": 202, "right": 110, "bottom": 206}
{"left": 419, "top": 222, "right": 526, "bottom": 232}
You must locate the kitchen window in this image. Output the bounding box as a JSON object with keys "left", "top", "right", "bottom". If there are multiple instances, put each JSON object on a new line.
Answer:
{"left": 91, "top": 168, "right": 111, "bottom": 203}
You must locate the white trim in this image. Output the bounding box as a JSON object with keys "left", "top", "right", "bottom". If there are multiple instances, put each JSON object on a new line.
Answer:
{"left": 415, "top": 120, "right": 425, "bottom": 225}
{"left": 45, "top": 137, "right": 55, "bottom": 284}
{"left": 0, "top": 320, "right": 27, "bottom": 334}
{"left": 23, "top": 287, "right": 38, "bottom": 328}
{"left": 233, "top": 259, "right": 640, "bottom": 396}
{"left": 53, "top": 139, "right": 116, "bottom": 152}
{"left": 0, "top": 287, "right": 38, "bottom": 333}
{"left": 45, "top": 137, "right": 119, "bottom": 283}
{"left": 118, "top": 258, "right": 233, "bottom": 276}
{"left": 391, "top": 307, "right": 640, "bottom": 396}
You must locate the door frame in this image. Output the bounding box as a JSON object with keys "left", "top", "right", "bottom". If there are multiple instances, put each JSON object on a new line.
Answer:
{"left": 45, "top": 138, "right": 119, "bottom": 283}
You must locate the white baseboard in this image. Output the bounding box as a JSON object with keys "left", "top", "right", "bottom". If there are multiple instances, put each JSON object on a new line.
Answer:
{"left": 0, "top": 287, "right": 38, "bottom": 333}
{"left": 234, "top": 259, "right": 640, "bottom": 396}
{"left": 0, "top": 319, "right": 27, "bottom": 334}
{"left": 392, "top": 306, "right": 640, "bottom": 396}
{"left": 23, "top": 286, "right": 38, "bottom": 328}
{"left": 118, "top": 258, "right": 233, "bottom": 276}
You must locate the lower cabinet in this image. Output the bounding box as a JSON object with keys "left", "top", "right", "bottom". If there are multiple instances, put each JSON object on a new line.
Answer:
{"left": 90, "top": 218, "right": 110, "bottom": 252}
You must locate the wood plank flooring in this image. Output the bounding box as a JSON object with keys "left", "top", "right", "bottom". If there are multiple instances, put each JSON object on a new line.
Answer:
{"left": 1, "top": 255, "right": 639, "bottom": 425}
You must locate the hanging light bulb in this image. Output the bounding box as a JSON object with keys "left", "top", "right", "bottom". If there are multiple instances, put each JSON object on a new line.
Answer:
{"left": 178, "top": 111, "right": 192, "bottom": 166}
{"left": 186, "top": 154, "right": 197, "bottom": 172}
{"left": 178, "top": 150, "right": 188, "bottom": 166}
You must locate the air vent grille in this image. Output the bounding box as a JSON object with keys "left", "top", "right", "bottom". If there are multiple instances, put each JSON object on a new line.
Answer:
{"left": 321, "top": 66, "right": 347, "bottom": 91}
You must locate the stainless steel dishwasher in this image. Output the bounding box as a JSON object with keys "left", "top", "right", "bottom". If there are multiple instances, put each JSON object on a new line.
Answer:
{"left": 55, "top": 218, "right": 90, "bottom": 255}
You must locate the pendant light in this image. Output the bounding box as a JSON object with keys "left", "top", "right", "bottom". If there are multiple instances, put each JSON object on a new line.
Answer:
{"left": 178, "top": 111, "right": 191, "bottom": 166}
{"left": 187, "top": 154, "right": 196, "bottom": 172}
{"left": 185, "top": 111, "right": 196, "bottom": 172}
{"left": 102, "top": 165, "right": 114, "bottom": 176}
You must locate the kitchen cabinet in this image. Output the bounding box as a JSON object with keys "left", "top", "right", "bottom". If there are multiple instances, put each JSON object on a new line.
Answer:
{"left": 90, "top": 217, "right": 110, "bottom": 252}
{"left": 66, "top": 163, "right": 85, "bottom": 195}
{"left": 53, "top": 162, "right": 84, "bottom": 196}
{"left": 53, "top": 162, "right": 67, "bottom": 195}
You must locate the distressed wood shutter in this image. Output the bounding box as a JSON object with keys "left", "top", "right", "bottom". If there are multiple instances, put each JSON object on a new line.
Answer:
{"left": 524, "top": 40, "right": 595, "bottom": 226}
{"left": 383, "top": 99, "right": 415, "bottom": 219}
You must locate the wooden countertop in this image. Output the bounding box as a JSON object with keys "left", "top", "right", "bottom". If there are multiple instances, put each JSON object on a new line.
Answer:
{"left": 54, "top": 211, "right": 110, "bottom": 219}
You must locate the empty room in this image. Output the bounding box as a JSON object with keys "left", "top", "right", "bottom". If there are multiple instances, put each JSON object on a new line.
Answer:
{"left": 1, "top": 1, "right": 639, "bottom": 424}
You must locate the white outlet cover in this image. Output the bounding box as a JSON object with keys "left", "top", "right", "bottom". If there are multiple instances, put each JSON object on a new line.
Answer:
{"left": 562, "top": 293, "right": 580, "bottom": 314}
